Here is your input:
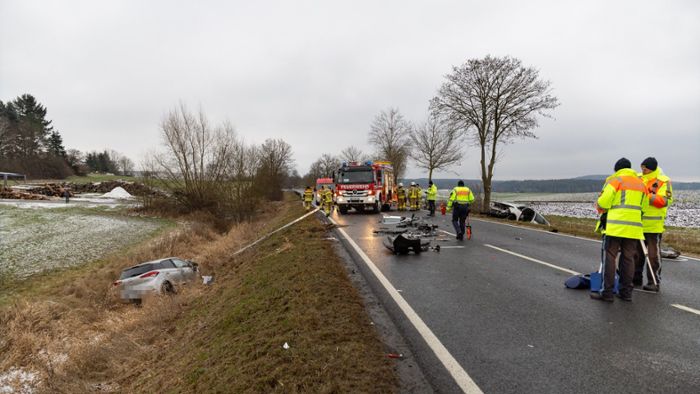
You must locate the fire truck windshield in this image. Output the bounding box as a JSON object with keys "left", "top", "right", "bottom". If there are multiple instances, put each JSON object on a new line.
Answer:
{"left": 337, "top": 168, "right": 374, "bottom": 184}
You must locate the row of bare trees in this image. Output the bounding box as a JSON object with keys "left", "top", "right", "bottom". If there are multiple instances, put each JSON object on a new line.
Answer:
{"left": 367, "top": 55, "right": 559, "bottom": 209}
{"left": 144, "top": 104, "right": 293, "bottom": 223}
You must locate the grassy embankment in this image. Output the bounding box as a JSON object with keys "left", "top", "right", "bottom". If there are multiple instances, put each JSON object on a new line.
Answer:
{"left": 0, "top": 196, "right": 396, "bottom": 392}
{"left": 483, "top": 214, "right": 700, "bottom": 257}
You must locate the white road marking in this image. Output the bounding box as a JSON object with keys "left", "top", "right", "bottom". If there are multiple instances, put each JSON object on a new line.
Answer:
{"left": 483, "top": 244, "right": 581, "bottom": 276}
{"left": 440, "top": 246, "right": 466, "bottom": 249}
{"left": 328, "top": 215, "right": 483, "bottom": 394}
{"left": 451, "top": 218, "right": 700, "bottom": 262}
{"left": 471, "top": 217, "right": 601, "bottom": 243}
{"left": 671, "top": 304, "right": 700, "bottom": 316}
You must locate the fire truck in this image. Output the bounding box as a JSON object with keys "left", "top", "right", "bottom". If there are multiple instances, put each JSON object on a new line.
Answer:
{"left": 334, "top": 161, "right": 396, "bottom": 214}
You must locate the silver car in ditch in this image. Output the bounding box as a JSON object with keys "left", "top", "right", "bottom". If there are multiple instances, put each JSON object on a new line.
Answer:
{"left": 114, "top": 257, "right": 198, "bottom": 302}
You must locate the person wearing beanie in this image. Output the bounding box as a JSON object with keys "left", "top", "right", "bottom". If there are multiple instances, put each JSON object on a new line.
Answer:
{"left": 614, "top": 157, "right": 632, "bottom": 171}
{"left": 591, "top": 158, "right": 649, "bottom": 302}
{"left": 634, "top": 157, "right": 673, "bottom": 292}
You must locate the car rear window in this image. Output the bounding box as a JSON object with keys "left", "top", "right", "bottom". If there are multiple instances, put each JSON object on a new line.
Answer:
{"left": 156, "top": 260, "right": 176, "bottom": 269}
{"left": 120, "top": 263, "right": 155, "bottom": 279}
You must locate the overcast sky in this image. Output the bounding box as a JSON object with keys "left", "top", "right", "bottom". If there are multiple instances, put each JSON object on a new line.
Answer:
{"left": 2, "top": 0, "right": 699, "bottom": 181}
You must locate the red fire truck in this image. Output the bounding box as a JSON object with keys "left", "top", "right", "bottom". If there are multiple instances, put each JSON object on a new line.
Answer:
{"left": 334, "top": 161, "right": 396, "bottom": 214}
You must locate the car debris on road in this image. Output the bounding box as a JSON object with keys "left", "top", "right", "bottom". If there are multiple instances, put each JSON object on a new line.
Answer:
{"left": 488, "top": 201, "right": 550, "bottom": 225}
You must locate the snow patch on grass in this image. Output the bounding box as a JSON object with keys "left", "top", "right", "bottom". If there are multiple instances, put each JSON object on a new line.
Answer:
{"left": 512, "top": 190, "right": 700, "bottom": 228}
{"left": 0, "top": 367, "right": 37, "bottom": 394}
{"left": 0, "top": 206, "right": 165, "bottom": 279}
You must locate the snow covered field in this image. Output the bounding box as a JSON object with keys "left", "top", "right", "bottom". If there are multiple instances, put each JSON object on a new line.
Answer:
{"left": 0, "top": 206, "right": 166, "bottom": 279}
{"left": 507, "top": 190, "right": 700, "bottom": 228}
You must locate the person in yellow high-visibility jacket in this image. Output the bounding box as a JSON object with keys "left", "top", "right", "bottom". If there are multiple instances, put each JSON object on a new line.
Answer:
{"left": 396, "top": 183, "right": 407, "bottom": 211}
{"left": 322, "top": 186, "right": 334, "bottom": 216}
{"left": 408, "top": 182, "right": 418, "bottom": 211}
{"left": 303, "top": 186, "right": 314, "bottom": 210}
{"left": 447, "top": 180, "right": 474, "bottom": 240}
{"left": 591, "top": 158, "right": 649, "bottom": 303}
{"left": 414, "top": 183, "right": 423, "bottom": 211}
{"left": 634, "top": 157, "right": 672, "bottom": 292}
{"left": 425, "top": 181, "right": 438, "bottom": 216}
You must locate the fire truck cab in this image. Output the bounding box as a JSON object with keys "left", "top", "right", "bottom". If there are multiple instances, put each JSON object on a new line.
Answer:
{"left": 334, "top": 161, "right": 396, "bottom": 214}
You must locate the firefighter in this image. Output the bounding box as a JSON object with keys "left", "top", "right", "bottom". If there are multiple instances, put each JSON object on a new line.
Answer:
{"left": 415, "top": 183, "right": 423, "bottom": 210}
{"left": 303, "top": 186, "right": 314, "bottom": 210}
{"left": 591, "top": 158, "right": 648, "bottom": 302}
{"left": 634, "top": 157, "right": 672, "bottom": 292}
{"left": 447, "top": 180, "right": 474, "bottom": 240}
{"left": 322, "top": 186, "right": 334, "bottom": 216}
{"left": 426, "top": 181, "right": 438, "bottom": 216}
{"left": 408, "top": 182, "right": 417, "bottom": 211}
{"left": 396, "top": 183, "right": 407, "bottom": 211}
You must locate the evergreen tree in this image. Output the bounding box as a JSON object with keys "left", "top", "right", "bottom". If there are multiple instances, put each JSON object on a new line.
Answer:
{"left": 47, "top": 131, "right": 67, "bottom": 157}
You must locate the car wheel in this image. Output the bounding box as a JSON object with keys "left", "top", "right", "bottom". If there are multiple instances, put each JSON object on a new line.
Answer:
{"left": 161, "top": 281, "right": 175, "bottom": 294}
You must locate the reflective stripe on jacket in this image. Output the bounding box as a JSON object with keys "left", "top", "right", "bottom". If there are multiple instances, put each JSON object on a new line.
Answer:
{"left": 303, "top": 188, "right": 314, "bottom": 201}
{"left": 397, "top": 188, "right": 406, "bottom": 199}
{"left": 640, "top": 168, "right": 672, "bottom": 234}
{"left": 447, "top": 186, "right": 474, "bottom": 209}
{"left": 323, "top": 189, "right": 333, "bottom": 202}
{"left": 426, "top": 184, "right": 438, "bottom": 201}
{"left": 596, "top": 168, "right": 648, "bottom": 240}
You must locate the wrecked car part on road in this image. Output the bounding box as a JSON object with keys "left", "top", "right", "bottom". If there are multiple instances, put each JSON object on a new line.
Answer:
{"left": 383, "top": 234, "right": 431, "bottom": 255}
{"left": 375, "top": 214, "right": 439, "bottom": 236}
{"left": 376, "top": 215, "right": 444, "bottom": 254}
{"left": 488, "top": 201, "right": 550, "bottom": 225}
{"left": 661, "top": 246, "right": 681, "bottom": 259}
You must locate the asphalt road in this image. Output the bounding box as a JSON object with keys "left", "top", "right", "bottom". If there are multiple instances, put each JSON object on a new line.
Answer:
{"left": 327, "top": 208, "right": 700, "bottom": 393}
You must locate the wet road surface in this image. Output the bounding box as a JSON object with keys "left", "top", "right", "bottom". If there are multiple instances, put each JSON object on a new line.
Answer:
{"left": 326, "top": 209, "right": 700, "bottom": 393}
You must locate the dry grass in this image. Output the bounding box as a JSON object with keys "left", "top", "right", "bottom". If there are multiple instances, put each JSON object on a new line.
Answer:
{"left": 0, "top": 196, "right": 396, "bottom": 393}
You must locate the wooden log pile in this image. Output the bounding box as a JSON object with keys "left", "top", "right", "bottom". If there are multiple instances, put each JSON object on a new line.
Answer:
{"left": 1, "top": 181, "right": 164, "bottom": 200}
{"left": 0, "top": 187, "right": 49, "bottom": 200}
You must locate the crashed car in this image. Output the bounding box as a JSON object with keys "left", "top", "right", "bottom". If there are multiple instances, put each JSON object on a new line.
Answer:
{"left": 113, "top": 257, "right": 198, "bottom": 302}
{"left": 488, "top": 201, "right": 550, "bottom": 225}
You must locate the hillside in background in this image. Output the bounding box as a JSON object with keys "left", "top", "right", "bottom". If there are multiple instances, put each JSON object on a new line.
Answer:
{"left": 400, "top": 176, "right": 700, "bottom": 193}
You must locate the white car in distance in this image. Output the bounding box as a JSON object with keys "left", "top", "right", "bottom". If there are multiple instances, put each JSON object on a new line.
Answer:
{"left": 114, "top": 257, "right": 198, "bottom": 303}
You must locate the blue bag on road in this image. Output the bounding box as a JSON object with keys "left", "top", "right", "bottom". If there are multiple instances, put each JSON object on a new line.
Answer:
{"left": 589, "top": 271, "right": 619, "bottom": 294}
{"left": 565, "top": 274, "right": 591, "bottom": 289}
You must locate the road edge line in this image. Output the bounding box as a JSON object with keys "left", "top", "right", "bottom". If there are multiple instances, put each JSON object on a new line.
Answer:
{"left": 329, "top": 216, "right": 483, "bottom": 394}
{"left": 671, "top": 304, "right": 700, "bottom": 316}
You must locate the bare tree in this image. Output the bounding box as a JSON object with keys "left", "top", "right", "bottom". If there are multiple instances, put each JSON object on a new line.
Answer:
{"left": 257, "top": 138, "right": 294, "bottom": 201}
{"left": 155, "top": 104, "right": 238, "bottom": 211}
{"left": 368, "top": 108, "right": 412, "bottom": 182}
{"left": 303, "top": 153, "right": 341, "bottom": 185}
{"left": 409, "top": 114, "right": 463, "bottom": 181}
{"left": 431, "top": 55, "right": 559, "bottom": 209}
{"left": 339, "top": 146, "right": 365, "bottom": 162}
{"left": 117, "top": 155, "right": 135, "bottom": 176}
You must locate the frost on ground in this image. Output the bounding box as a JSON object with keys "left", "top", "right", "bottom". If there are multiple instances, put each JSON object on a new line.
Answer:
{"left": 507, "top": 190, "right": 700, "bottom": 228}
{"left": 0, "top": 206, "right": 164, "bottom": 279}
{"left": 0, "top": 368, "right": 37, "bottom": 394}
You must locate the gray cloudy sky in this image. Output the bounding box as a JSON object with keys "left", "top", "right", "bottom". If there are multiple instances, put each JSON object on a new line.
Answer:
{"left": 2, "top": 0, "right": 699, "bottom": 181}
